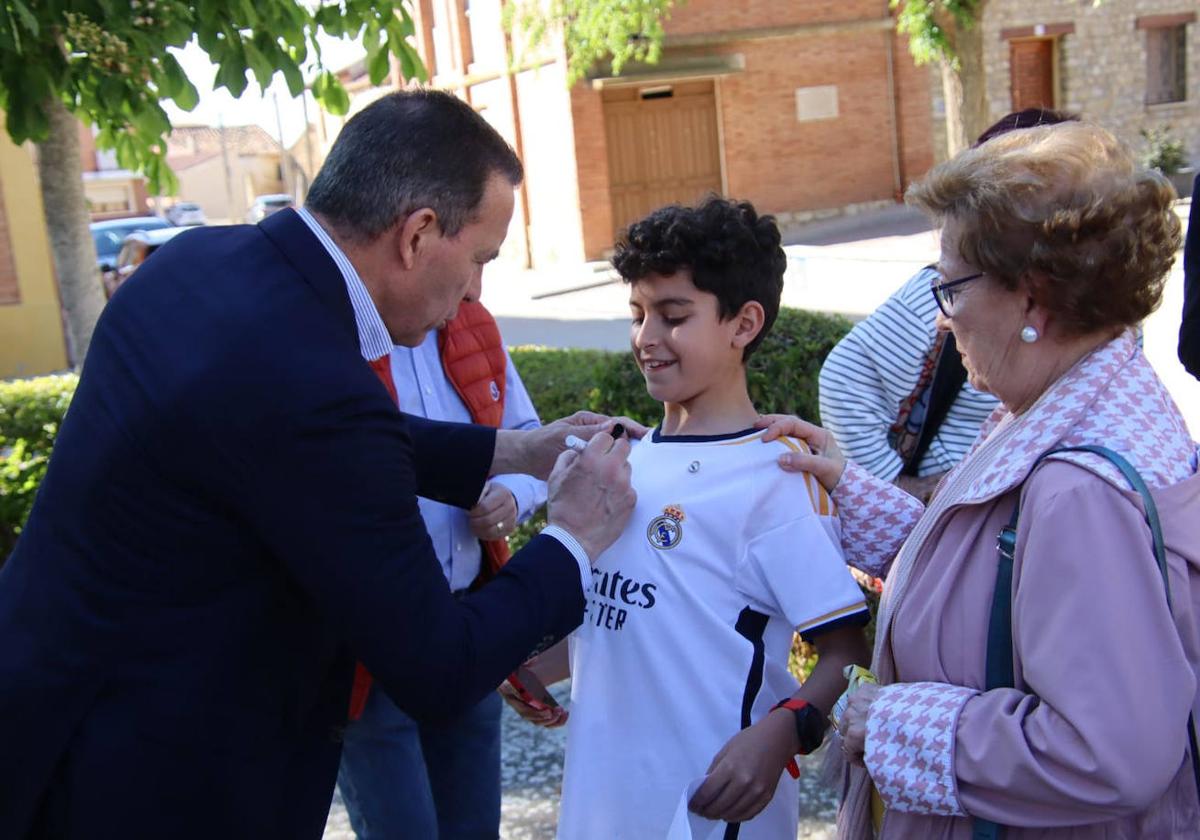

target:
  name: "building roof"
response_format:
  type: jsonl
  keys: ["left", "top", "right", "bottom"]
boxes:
{"left": 166, "top": 125, "right": 283, "bottom": 170}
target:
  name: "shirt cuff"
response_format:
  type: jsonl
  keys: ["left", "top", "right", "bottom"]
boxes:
{"left": 864, "top": 681, "right": 976, "bottom": 817}
{"left": 490, "top": 474, "right": 547, "bottom": 524}
{"left": 539, "top": 524, "right": 591, "bottom": 597}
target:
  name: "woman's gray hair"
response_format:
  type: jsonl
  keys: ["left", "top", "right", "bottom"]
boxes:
{"left": 907, "top": 122, "right": 1181, "bottom": 335}
{"left": 306, "top": 89, "right": 523, "bottom": 243}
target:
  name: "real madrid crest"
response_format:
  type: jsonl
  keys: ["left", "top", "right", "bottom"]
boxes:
{"left": 647, "top": 504, "right": 685, "bottom": 550}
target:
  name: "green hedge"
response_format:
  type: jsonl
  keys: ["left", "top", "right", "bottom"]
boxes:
{"left": 0, "top": 374, "right": 78, "bottom": 558}
{"left": 0, "top": 307, "right": 850, "bottom": 564}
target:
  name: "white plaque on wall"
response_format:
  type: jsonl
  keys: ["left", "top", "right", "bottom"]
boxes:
{"left": 795, "top": 85, "right": 839, "bottom": 122}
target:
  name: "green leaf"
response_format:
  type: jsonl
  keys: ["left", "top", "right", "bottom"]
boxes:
{"left": 311, "top": 69, "right": 329, "bottom": 98}
{"left": 173, "top": 79, "right": 200, "bottom": 111}
{"left": 197, "top": 0, "right": 221, "bottom": 28}
{"left": 243, "top": 41, "right": 275, "bottom": 88}
{"left": 196, "top": 27, "right": 220, "bottom": 54}
{"left": 280, "top": 59, "right": 304, "bottom": 97}
{"left": 114, "top": 133, "right": 137, "bottom": 170}
{"left": 159, "top": 54, "right": 186, "bottom": 98}
{"left": 396, "top": 5, "right": 416, "bottom": 38}
{"left": 5, "top": 105, "right": 28, "bottom": 145}
{"left": 397, "top": 45, "right": 419, "bottom": 82}
{"left": 131, "top": 106, "right": 169, "bottom": 142}
{"left": 162, "top": 18, "right": 196, "bottom": 48}
{"left": 9, "top": 0, "right": 38, "bottom": 35}
{"left": 319, "top": 77, "right": 350, "bottom": 115}
{"left": 235, "top": 0, "right": 259, "bottom": 27}
{"left": 367, "top": 46, "right": 390, "bottom": 85}
{"left": 315, "top": 5, "right": 345, "bottom": 37}
{"left": 284, "top": 2, "right": 309, "bottom": 29}
{"left": 99, "top": 76, "right": 125, "bottom": 112}
{"left": 215, "top": 46, "right": 250, "bottom": 97}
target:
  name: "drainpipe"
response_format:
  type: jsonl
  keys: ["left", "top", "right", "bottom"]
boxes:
{"left": 883, "top": 1, "right": 904, "bottom": 201}
{"left": 502, "top": 0, "right": 533, "bottom": 268}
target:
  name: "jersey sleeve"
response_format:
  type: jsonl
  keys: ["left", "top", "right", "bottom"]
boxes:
{"left": 735, "top": 508, "right": 868, "bottom": 640}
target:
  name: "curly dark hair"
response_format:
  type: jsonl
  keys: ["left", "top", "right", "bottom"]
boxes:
{"left": 611, "top": 196, "right": 786, "bottom": 359}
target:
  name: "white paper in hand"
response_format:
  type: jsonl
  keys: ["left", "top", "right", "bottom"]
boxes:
{"left": 666, "top": 777, "right": 724, "bottom": 840}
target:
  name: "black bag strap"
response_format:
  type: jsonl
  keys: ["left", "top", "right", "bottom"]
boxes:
{"left": 901, "top": 332, "right": 969, "bottom": 476}
{"left": 976, "top": 445, "right": 1200, "bottom": 840}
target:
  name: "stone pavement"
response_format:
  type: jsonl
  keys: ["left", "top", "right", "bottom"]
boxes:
{"left": 323, "top": 680, "right": 839, "bottom": 839}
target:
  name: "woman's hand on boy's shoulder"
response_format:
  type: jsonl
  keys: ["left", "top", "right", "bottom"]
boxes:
{"left": 755, "top": 414, "right": 846, "bottom": 492}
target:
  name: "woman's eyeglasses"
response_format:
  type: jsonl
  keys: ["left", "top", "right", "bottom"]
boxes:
{"left": 927, "top": 263, "right": 985, "bottom": 318}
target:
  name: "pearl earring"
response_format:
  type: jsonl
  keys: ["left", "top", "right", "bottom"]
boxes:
{"left": 1020, "top": 325, "right": 1039, "bottom": 343}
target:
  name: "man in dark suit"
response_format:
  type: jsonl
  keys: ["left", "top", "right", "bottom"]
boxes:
{"left": 0, "top": 90, "right": 635, "bottom": 837}
{"left": 1180, "top": 173, "right": 1199, "bottom": 380}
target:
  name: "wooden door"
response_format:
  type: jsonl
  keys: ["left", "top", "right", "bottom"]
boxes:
{"left": 602, "top": 80, "right": 723, "bottom": 240}
{"left": 1010, "top": 39, "right": 1055, "bottom": 111}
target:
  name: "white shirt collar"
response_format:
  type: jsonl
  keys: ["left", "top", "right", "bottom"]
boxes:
{"left": 295, "top": 206, "right": 393, "bottom": 362}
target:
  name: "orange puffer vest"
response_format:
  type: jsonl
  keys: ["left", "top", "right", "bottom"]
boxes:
{"left": 348, "top": 301, "right": 511, "bottom": 720}
{"left": 437, "top": 300, "right": 512, "bottom": 580}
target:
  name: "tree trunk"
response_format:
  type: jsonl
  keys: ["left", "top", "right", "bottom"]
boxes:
{"left": 37, "top": 96, "right": 106, "bottom": 367}
{"left": 939, "top": 6, "right": 990, "bottom": 157}
{"left": 940, "top": 59, "right": 969, "bottom": 157}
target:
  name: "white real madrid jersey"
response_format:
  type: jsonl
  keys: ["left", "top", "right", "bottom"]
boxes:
{"left": 556, "top": 427, "right": 869, "bottom": 840}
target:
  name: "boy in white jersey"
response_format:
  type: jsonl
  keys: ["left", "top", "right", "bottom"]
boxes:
{"left": 503, "top": 198, "right": 870, "bottom": 839}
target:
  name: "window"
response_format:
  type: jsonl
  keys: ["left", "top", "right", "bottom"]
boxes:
{"left": 1146, "top": 24, "right": 1187, "bottom": 104}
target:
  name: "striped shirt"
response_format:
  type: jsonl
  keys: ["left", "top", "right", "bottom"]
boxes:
{"left": 818, "top": 267, "right": 999, "bottom": 481}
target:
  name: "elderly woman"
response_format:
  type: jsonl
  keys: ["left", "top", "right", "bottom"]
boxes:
{"left": 764, "top": 122, "right": 1200, "bottom": 837}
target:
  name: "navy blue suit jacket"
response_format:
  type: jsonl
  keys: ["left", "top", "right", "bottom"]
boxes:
{"left": 0, "top": 210, "right": 584, "bottom": 837}
{"left": 1180, "top": 173, "right": 1200, "bottom": 379}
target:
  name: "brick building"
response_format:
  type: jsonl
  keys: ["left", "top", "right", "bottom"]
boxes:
{"left": 355, "top": 0, "right": 936, "bottom": 266}
{"left": 978, "top": 0, "right": 1197, "bottom": 179}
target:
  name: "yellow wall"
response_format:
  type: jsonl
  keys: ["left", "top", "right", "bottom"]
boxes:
{"left": 0, "top": 132, "right": 69, "bottom": 379}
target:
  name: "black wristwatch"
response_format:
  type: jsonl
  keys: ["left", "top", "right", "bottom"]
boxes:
{"left": 772, "top": 697, "right": 828, "bottom": 755}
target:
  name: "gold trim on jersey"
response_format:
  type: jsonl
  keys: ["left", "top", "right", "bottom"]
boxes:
{"left": 776, "top": 437, "right": 836, "bottom": 517}
{"left": 795, "top": 600, "right": 869, "bottom": 634}
{"left": 708, "top": 430, "right": 837, "bottom": 516}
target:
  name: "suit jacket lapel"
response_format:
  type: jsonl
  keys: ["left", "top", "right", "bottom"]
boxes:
{"left": 259, "top": 208, "right": 358, "bottom": 344}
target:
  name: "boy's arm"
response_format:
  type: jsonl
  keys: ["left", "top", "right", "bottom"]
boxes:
{"left": 527, "top": 637, "right": 571, "bottom": 684}
{"left": 790, "top": 623, "right": 871, "bottom": 715}
{"left": 688, "top": 625, "right": 870, "bottom": 823}
{"left": 497, "top": 638, "right": 571, "bottom": 728}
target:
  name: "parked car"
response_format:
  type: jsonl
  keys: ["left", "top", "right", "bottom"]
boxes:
{"left": 91, "top": 216, "right": 170, "bottom": 274}
{"left": 246, "top": 194, "right": 295, "bottom": 223}
{"left": 103, "top": 226, "right": 191, "bottom": 298}
{"left": 165, "top": 202, "right": 206, "bottom": 226}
